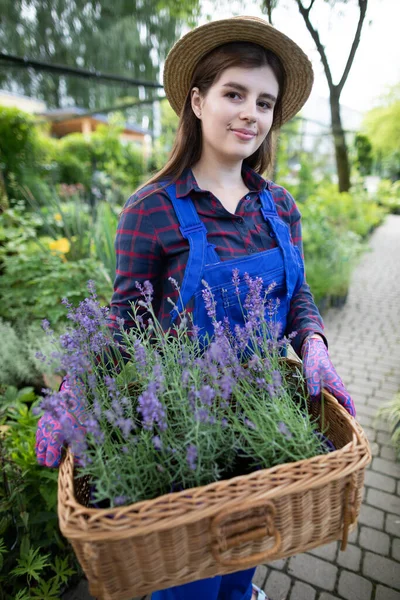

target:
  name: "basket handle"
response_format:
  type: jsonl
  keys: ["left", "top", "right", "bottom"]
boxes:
{"left": 341, "top": 475, "right": 357, "bottom": 551}
{"left": 210, "top": 498, "right": 281, "bottom": 568}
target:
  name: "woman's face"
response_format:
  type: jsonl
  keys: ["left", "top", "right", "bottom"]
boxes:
{"left": 191, "top": 65, "right": 279, "bottom": 165}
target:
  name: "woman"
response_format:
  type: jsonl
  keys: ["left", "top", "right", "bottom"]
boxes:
{"left": 36, "top": 15, "right": 355, "bottom": 600}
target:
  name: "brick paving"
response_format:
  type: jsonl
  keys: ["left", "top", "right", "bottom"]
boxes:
{"left": 64, "top": 215, "right": 400, "bottom": 600}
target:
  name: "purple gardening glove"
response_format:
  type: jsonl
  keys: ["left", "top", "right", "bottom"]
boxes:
{"left": 35, "top": 377, "right": 87, "bottom": 468}
{"left": 301, "top": 336, "right": 356, "bottom": 417}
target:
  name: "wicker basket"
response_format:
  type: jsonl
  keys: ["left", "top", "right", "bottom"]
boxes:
{"left": 58, "top": 363, "right": 371, "bottom": 600}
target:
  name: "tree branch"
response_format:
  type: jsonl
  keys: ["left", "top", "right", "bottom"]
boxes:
{"left": 337, "top": 0, "right": 368, "bottom": 95}
{"left": 295, "top": 0, "right": 334, "bottom": 90}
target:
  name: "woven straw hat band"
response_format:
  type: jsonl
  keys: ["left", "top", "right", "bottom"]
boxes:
{"left": 163, "top": 17, "right": 314, "bottom": 125}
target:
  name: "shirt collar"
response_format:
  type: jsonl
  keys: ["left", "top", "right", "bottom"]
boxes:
{"left": 175, "top": 164, "right": 268, "bottom": 199}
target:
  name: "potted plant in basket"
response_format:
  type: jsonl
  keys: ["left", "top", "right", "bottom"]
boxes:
{"left": 35, "top": 272, "right": 371, "bottom": 600}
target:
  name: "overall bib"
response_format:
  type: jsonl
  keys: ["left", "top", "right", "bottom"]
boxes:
{"left": 151, "top": 183, "right": 304, "bottom": 600}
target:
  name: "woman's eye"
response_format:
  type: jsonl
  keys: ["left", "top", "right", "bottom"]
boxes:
{"left": 226, "top": 92, "right": 241, "bottom": 100}
{"left": 258, "top": 101, "right": 272, "bottom": 110}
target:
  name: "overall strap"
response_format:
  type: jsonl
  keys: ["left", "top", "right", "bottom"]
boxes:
{"left": 259, "top": 189, "right": 299, "bottom": 301}
{"left": 165, "top": 183, "right": 209, "bottom": 322}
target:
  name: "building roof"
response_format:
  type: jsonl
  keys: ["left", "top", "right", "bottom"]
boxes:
{"left": 41, "top": 107, "right": 151, "bottom": 135}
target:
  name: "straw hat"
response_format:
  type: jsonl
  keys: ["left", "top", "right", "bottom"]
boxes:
{"left": 163, "top": 16, "right": 314, "bottom": 125}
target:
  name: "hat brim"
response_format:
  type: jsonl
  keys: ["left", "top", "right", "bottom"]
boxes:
{"left": 163, "top": 16, "right": 314, "bottom": 126}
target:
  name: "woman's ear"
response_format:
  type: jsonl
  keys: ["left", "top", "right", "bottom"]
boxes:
{"left": 191, "top": 87, "right": 202, "bottom": 119}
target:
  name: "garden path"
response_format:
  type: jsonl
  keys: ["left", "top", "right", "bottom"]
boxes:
{"left": 63, "top": 214, "right": 400, "bottom": 600}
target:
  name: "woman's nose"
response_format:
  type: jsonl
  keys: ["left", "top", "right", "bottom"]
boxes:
{"left": 239, "top": 103, "right": 257, "bottom": 123}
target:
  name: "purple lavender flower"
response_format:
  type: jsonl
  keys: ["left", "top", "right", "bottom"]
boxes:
{"left": 152, "top": 435, "right": 162, "bottom": 450}
{"left": 168, "top": 276, "right": 180, "bottom": 290}
{"left": 87, "top": 280, "right": 97, "bottom": 297}
{"left": 201, "top": 282, "right": 216, "bottom": 321}
{"left": 195, "top": 408, "right": 210, "bottom": 423}
{"left": 198, "top": 385, "right": 215, "bottom": 406}
{"left": 137, "top": 381, "right": 167, "bottom": 431}
{"left": 114, "top": 496, "right": 127, "bottom": 506}
{"left": 244, "top": 418, "right": 257, "bottom": 430}
{"left": 278, "top": 421, "right": 293, "bottom": 439}
{"left": 219, "top": 373, "right": 235, "bottom": 401}
{"left": 186, "top": 444, "right": 197, "bottom": 471}
{"left": 232, "top": 268, "right": 240, "bottom": 295}
{"left": 135, "top": 280, "right": 154, "bottom": 304}
{"left": 272, "top": 370, "right": 282, "bottom": 389}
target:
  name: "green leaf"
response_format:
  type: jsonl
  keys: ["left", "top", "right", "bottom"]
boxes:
{"left": 11, "top": 546, "right": 50, "bottom": 583}
{"left": 30, "top": 577, "right": 62, "bottom": 599}
{"left": 14, "top": 588, "right": 31, "bottom": 600}
{"left": 51, "top": 555, "right": 76, "bottom": 586}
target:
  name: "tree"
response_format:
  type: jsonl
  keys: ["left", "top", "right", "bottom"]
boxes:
{"left": 363, "top": 84, "right": 400, "bottom": 180}
{"left": 263, "top": 0, "right": 368, "bottom": 192}
{"left": 0, "top": 0, "right": 200, "bottom": 121}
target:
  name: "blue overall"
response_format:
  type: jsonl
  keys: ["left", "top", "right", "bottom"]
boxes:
{"left": 151, "top": 183, "right": 304, "bottom": 600}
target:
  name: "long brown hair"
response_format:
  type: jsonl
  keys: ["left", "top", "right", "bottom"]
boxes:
{"left": 139, "top": 42, "right": 285, "bottom": 194}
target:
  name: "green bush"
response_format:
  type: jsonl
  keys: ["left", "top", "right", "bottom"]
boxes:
{"left": 0, "top": 108, "right": 50, "bottom": 204}
{"left": 375, "top": 179, "right": 400, "bottom": 214}
{"left": 0, "top": 386, "right": 79, "bottom": 598}
{"left": 0, "top": 249, "right": 112, "bottom": 328}
{"left": 298, "top": 182, "right": 384, "bottom": 305}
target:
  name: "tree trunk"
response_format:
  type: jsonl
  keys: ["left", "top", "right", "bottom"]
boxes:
{"left": 329, "top": 89, "right": 351, "bottom": 193}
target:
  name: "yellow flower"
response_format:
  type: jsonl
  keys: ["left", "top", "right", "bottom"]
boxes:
{"left": 49, "top": 237, "right": 71, "bottom": 256}
{"left": 54, "top": 212, "right": 63, "bottom": 222}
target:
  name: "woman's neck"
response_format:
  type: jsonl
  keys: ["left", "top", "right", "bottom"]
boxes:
{"left": 191, "top": 157, "right": 245, "bottom": 193}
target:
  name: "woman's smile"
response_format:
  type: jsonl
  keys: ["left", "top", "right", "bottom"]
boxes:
{"left": 230, "top": 127, "right": 258, "bottom": 141}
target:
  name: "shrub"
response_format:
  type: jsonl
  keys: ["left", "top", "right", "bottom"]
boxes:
{"left": 375, "top": 179, "right": 400, "bottom": 214}
{"left": 0, "top": 386, "right": 79, "bottom": 598}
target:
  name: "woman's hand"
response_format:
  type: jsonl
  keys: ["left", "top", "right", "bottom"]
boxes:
{"left": 301, "top": 336, "right": 356, "bottom": 417}
{"left": 35, "top": 378, "right": 87, "bottom": 467}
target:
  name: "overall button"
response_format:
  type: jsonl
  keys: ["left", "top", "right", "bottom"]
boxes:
{"left": 245, "top": 195, "right": 251, "bottom": 201}
{"left": 237, "top": 217, "right": 244, "bottom": 224}
{"left": 269, "top": 230, "right": 276, "bottom": 238}
{"left": 248, "top": 247, "right": 257, "bottom": 254}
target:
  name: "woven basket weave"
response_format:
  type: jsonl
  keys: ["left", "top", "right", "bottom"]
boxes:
{"left": 58, "top": 363, "right": 371, "bottom": 600}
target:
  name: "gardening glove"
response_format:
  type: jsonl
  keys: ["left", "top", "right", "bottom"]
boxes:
{"left": 35, "top": 378, "right": 87, "bottom": 468}
{"left": 302, "top": 336, "right": 356, "bottom": 417}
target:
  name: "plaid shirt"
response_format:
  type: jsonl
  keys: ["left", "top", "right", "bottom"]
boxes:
{"left": 109, "top": 166, "right": 325, "bottom": 355}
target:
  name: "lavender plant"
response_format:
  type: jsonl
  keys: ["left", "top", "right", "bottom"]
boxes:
{"left": 37, "top": 272, "right": 330, "bottom": 507}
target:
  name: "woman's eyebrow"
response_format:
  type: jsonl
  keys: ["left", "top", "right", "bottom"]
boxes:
{"left": 222, "top": 81, "right": 277, "bottom": 103}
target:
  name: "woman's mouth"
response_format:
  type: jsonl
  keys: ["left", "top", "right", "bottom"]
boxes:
{"left": 230, "top": 129, "right": 257, "bottom": 141}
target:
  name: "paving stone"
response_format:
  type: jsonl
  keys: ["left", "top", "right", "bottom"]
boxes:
{"left": 367, "top": 488, "right": 400, "bottom": 515}
{"left": 385, "top": 513, "right": 400, "bottom": 536}
{"left": 267, "top": 558, "right": 287, "bottom": 571}
{"left": 375, "top": 585, "right": 400, "bottom": 600}
{"left": 364, "top": 469, "right": 396, "bottom": 492}
{"left": 62, "top": 580, "right": 95, "bottom": 600}
{"left": 264, "top": 570, "right": 291, "bottom": 600}
{"left": 362, "top": 427, "right": 377, "bottom": 442}
{"left": 338, "top": 570, "right": 373, "bottom": 600}
{"left": 308, "top": 542, "right": 338, "bottom": 562}
{"left": 359, "top": 526, "right": 390, "bottom": 555}
{"left": 336, "top": 543, "right": 362, "bottom": 571}
{"left": 347, "top": 524, "right": 359, "bottom": 544}
{"left": 289, "top": 581, "right": 316, "bottom": 600}
{"left": 381, "top": 445, "right": 397, "bottom": 461}
{"left": 287, "top": 554, "right": 337, "bottom": 591}
{"left": 371, "top": 457, "right": 400, "bottom": 478}
{"left": 392, "top": 538, "right": 400, "bottom": 562}
{"left": 363, "top": 551, "right": 400, "bottom": 589}
{"left": 253, "top": 565, "right": 269, "bottom": 590}
{"left": 377, "top": 432, "right": 394, "bottom": 445}
{"left": 358, "top": 504, "right": 385, "bottom": 529}
{"left": 318, "top": 592, "right": 341, "bottom": 600}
